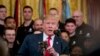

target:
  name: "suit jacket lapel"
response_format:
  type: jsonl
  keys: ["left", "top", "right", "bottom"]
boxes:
{"left": 38, "top": 33, "right": 43, "bottom": 42}
{"left": 53, "top": 35, "right": 61, "bottom": 53}
{"left": 36, "top": 33, "right": 43, "bottom": 53}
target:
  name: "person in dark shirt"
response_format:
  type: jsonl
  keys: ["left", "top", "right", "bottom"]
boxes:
{"left": 64, "top": 18, "right": 86, "bottom": 55}
{"left": 0, "top": 5, "right": 7, "bottom": 37}
{"left": 16, "top": 6, "right": 34, "bottom": 46}
{"left": 64, "top": 18, "right": 77, "bottom": 46}
{"left": 72, "top": 10, "right": 95, "bottom": 55}
{"left": 72, "top": 10, "right": 94, "bottom": 39}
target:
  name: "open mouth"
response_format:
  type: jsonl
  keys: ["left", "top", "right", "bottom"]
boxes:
{"left": 48, "top": 30, "right": 53, "bottom": 32}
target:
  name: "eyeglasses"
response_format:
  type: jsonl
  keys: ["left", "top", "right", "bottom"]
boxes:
{"left": 72, "top": 16, "right": 81, "bottom": 18}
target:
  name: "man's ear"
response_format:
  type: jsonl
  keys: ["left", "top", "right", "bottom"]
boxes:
{"left": 55, "top": 24, "right": 59, "bottom": 30}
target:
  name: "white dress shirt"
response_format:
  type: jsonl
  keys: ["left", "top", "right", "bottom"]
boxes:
{"left": 43, "top": 32, "right": 55, "bottom": 47}
{"left": 43, "top": 32, "right": 59, "bottom": 56}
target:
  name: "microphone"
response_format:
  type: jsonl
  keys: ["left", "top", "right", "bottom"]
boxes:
{"left": 39, "top": 41, "right": 48, "bottom": 55}
{"left": 39, "top": 41, "right": 48, "bottom": 49}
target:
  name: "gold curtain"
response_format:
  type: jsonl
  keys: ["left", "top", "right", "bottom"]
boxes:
{"left": 0, "top": 0, "right": 87, "bottom": 25}
{"left": 69, "top": 0, "right": 87, "bottom": 23}
{"left": 82, "top": 0, "right": 87, "bottom": 23}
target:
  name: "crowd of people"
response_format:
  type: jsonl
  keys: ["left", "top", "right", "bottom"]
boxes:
{"left": 0, "top": 4, "right": 99, "bottom": 56}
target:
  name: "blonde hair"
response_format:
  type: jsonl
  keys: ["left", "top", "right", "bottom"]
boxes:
{"left": 43, "top": 16, "right": 59, "bottom": 23}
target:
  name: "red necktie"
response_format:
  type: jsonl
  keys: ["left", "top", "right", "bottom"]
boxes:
{"left": 44, "top": 36, "right": 51, "bottom": 56}
{"left": 47, "top": 36, "right": 51, "bottom": 46}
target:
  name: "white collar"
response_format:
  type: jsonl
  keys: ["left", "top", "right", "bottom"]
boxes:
{"left": 43, "top": 32, "right": 55, "bottom": 40}
{"left": 43, "top": 32, "right": 55, "bottom": 47}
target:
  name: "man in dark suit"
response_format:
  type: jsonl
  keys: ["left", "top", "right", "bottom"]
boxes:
{"left": 18, "top": 16, "right": 69, "bottom": 56}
